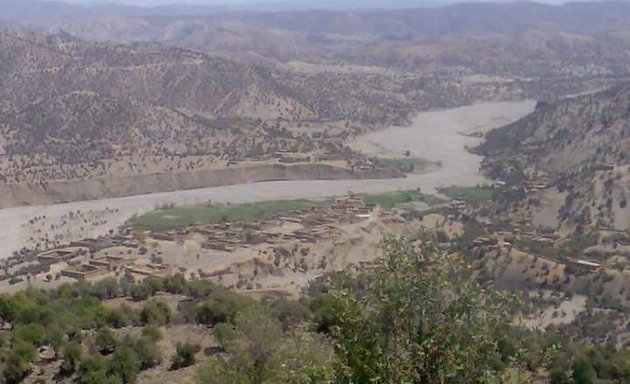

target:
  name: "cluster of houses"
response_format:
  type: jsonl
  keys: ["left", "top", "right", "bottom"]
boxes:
{"left": 470, "top": 223, "right": 605, "bottom": 275}
{"left": 36, "top": 245, "right": 171, "bottom": 282}
{"left": 143, "top": 194, "right": 376, "bottom": 254}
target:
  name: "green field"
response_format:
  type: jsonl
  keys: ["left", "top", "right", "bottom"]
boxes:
{"left": 362, "top": 190, "right": 446, "bottom": 209}
{"left": 129, "top": 199, "right": 323, "bottom": 231}
{"left": 375, "top": 157, "right": 435, "bottom": 173}
{"left": 438, "top": 186, "right": 493, "bottom": 204}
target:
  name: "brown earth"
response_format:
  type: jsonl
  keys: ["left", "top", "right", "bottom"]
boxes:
{"left": 0, "top": 163, "right": 402, "bottom": 208}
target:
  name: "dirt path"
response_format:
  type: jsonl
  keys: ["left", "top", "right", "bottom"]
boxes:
{"left": 0, "top": 101, "right": 535, "bottom": 259}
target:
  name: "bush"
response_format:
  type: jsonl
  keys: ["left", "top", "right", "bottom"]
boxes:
{"left": 133, "top": 337, "right": 161, "bottom": 370}
{"left": 198, "top": 308, "right": 337, "bottom": 383}
{"left": 143, "top": 277, "right": 163, "bottom": 295}
{"left": 163, "top": 274, "right": 187, "bottom": 295}
{"left": 104, "top": 307, "right": 132, "bottom": 328}
{"left": 267, "top": 297, "right": 309, "bottom": 331}
{"left": 196, "top": 290, "right": 254, "bottom": 326}
{"left": 140, "top": 299, "right": 172, "bottom": 326}
{"left": 76, "top": 355, "right": 112, "bottom": 384}
{"left": 95, "top": 328, "right": 117, "bottom": 355}
{"left": 141, "top": 325, "right": 162, "bottom": 342}
{"left": 130, "top": 284, "right": 152, "bottom": 302}
{"left": 186, "top": 279, "right": 219, "bottom": 299}
{"left": 3, "top": 341, "right": 36, "bottom": 384}
{"left": 90, "top": 278, "right": 121, "bottom": 300}
{"left": 60, "top": 342, "right": 83, "bottom": 375}
{"left": 171, "top": 342, "right": 199, "bottom": 370}
{"left": 319, "top": 235, "right": 519, "bottom": 383}
{"left": 107, "top": 346, "right": 138, "bottom": 384}
{"left": 14, "top": 323, "right": 46, "bottom": 346}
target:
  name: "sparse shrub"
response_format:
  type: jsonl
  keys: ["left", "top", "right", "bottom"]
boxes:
{"left": 171, "top": 342, "right": 199, "bottom": 370}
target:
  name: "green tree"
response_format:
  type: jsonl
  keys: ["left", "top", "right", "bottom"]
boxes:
{"left": 46, "top": 324, "right": 66, "bottom": 358}
{"left": 90, "top": 278, "right": 121, "bottom": 300}
{"left": 163, "top": 273, "right": 187, "bottom": 294}
{"left": 130, "top": 284, "right": 152, "bottom": 302}
{"left": 0, "top": 294, "right": 16, "bottom": 322}
{"left": 573, "top": 355, "right": 597, "bottom": 384}
{"left": 60, "top": 341, "right": 83, "bottom": 374}
{"left": 141, "top": 325, "right": 162, "bottom": 343}
{"left": 96, "top": 327, "right": 118, "bottom": 355}
{"left": 133, "top": 337, "right": 161, "bottom": 369}
{"left": 140, "top": 299, "right": 172, "bottom": 326}
{"left": 267, "top": 297, "right": 309, "bottom": 331}
{"left": 171, "top": 342, "right": 199, "bottom": 370}
{"left": 77, "top": 354, "right": 122, "bottom": 384}
{"left": 107, "top": 346, "right": 138, "bottom": 384}
{"left": 3, "top": 340, "right": 36, "bottom": 384}
{"left": 196, "top": 290, "right": 254, "bottom": 326}
{"left": 143, "top": 276, "right": 164, "bottom": 295}
{"left": 14, "top": 323, "right": 46, "bottom": 346}
{"left": 197, "top": 308, "right": 337, "bottom": 384}
{"left": 322, "top": 235, "right": 518, "bottom": 384}
{"left": 104, "top": 306, "right": 131, "bottom": 328}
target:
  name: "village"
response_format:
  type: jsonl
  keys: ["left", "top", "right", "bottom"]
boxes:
{"left": 0, "top": 194, "right": 389, "bottom": 294}
{"left": 3, "top": 179, "right": 629, "bottom": 301}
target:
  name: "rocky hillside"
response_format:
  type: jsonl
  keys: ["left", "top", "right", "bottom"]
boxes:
{"left": 0, "top": 92, "right": 227, "bottom": 163}
{"left": 0, "top": 30, "right": 557, "bottom": 167}
{"left": 8, "top": 1, "right": 630, "bottom": 79}
{"left": 0, "top": 32, "right": 308, "bottom": 120}
{"left": 0, "top": 31, "right": 420, "bottom": 167}
{"left": 478, "top": 85, "right": 630, "bottom": 231}
{"left": 479, "top": 85, "right": 630, "bottom": 172}
{"left": 0, "top": 31, "right": 428, "bottom": 125}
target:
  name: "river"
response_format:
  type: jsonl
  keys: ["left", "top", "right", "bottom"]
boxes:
{"left": 0, "top": 100, "right": 536, "bottom": 259}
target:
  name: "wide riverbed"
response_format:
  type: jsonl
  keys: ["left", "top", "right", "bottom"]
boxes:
{"left": 0, "top": 100, "right": 536, "bottom": 259}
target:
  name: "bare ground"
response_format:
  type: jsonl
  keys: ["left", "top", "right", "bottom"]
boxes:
{"left": 0, "top": 101, "right": 535, "bottom": 259}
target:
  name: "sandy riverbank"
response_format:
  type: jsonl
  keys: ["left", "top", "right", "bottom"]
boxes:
{"left": 0, "top": 100, "right": 536, "bottom": 259}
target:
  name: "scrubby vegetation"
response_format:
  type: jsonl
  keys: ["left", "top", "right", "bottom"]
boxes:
{"left": 0, "top": 236, "right": 628, "bottom": 383}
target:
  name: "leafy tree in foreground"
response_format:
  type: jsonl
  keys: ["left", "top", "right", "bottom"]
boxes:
{"left": 321, "top": 235, "right": 520, "bottom": 384}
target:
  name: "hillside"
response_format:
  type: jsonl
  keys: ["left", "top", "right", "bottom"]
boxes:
{"left": 1, "top": 3, "right": 630, "bottom": 206}
{"left": 7, "top": 1, "right": 630, "bottom": 79}
{"left": 9, "top": 2, "right": 630, "bottom": 37}
{"left": 0, "top": 32, "right": 306, "bottom": 119}
{"left": 478, "top": 84, "right": 630, "bottom": 231}
{"left": 479, "top": 85, "right": 630, "bottom": 171}
{"left": 0, "top": 31, "right": 434, "bottom": 124}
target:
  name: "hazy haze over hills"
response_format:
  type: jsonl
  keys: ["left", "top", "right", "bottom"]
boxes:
{"left": 6, "top": 0, "right": 574, "bottom": 14}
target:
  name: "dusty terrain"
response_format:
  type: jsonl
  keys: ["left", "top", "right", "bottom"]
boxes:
{"left": 0, "top": 101, "right": 535, "bottom": 260}
{"left": 478, "top": 85, "right": 630, "bottom": 232}
{"left": 0, "top": 162, "right": 401, "bottom": 208}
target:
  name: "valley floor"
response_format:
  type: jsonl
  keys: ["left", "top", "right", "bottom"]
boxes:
{"left": 0, "top": 100, "right": 535, "bottom": 260}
